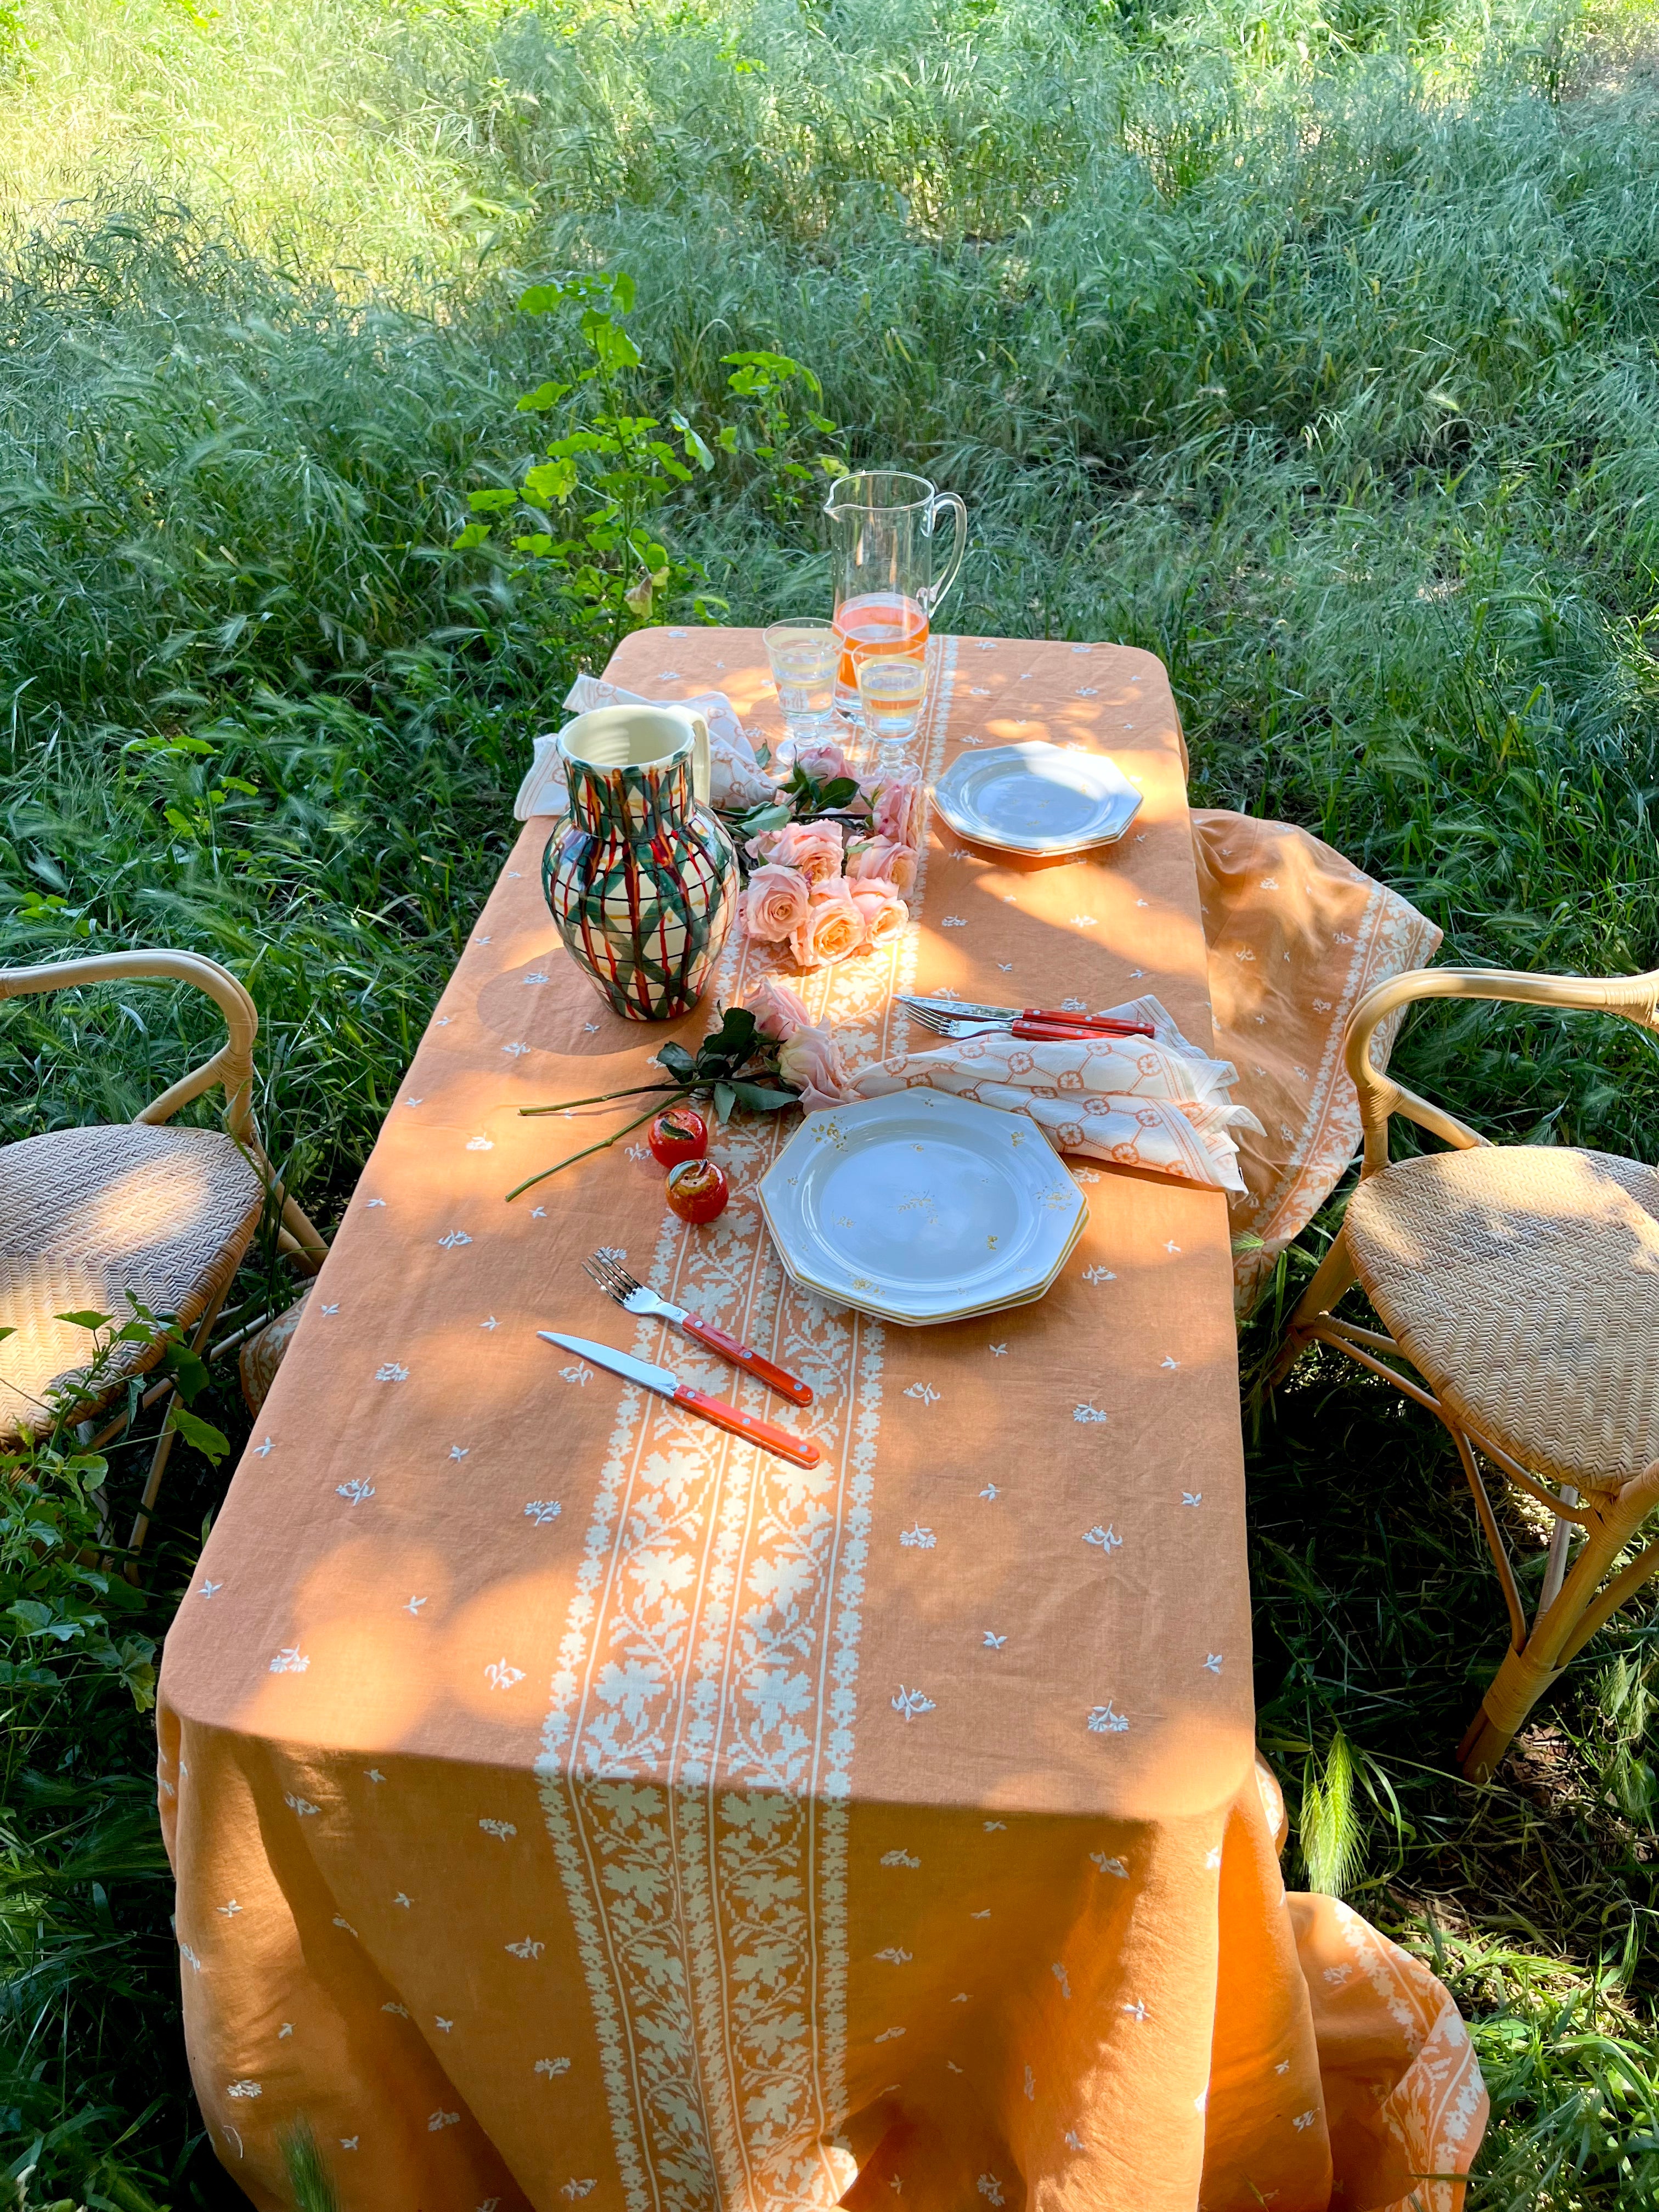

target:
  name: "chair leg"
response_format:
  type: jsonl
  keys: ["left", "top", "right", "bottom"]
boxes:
{"left": 1459, "top": 1483, "right": 1654, "bottom": 1783}
{"left": 126, "top": 1280, "right": 234, "bottom": 1564}
{"left": 279, "top": 1190, "right": 328, "bottom": 1273}
{"left": 1538, "top": 1486, "right": 1580, "bottom": 1617}
{"left": 1267, "top": 1223, "right": 1358, "bottom": 1385}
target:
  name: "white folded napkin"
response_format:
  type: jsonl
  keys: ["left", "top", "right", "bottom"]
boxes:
{"left": 850, "top": 995, "right": 1265, "bottom": 1195}
{"left": 514, "top": 676, "right": 777, "bottom": 820}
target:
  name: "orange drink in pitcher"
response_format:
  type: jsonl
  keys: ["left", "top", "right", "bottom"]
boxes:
{"left": 822, "top": 472, "right": 967, "bottom": 720}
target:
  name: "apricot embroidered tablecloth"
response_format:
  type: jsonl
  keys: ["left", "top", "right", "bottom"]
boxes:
{"left": 157, "top": 628, "right": 1485, "bottom": 2212}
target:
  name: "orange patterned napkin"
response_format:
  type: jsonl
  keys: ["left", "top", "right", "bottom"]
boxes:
{"left": 850, "top": 992, "right": 1263, "bottom": 1193}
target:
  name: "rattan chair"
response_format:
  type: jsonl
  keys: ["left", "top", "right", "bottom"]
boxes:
{"left": 1272, "top": 962, "right": 1659, "bottom": 1782}
{"left": 0, "top": 950, "right": 326, "bottom": 1550}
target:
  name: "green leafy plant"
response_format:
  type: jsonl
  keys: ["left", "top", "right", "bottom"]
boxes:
{"left": 717, "top": 351, "right": 847, "bottom": 522}
{"left": 453, "top": 271, "right": 722, "bottom": 667}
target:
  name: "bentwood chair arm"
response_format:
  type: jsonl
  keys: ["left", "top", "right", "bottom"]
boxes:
{"left": 1346, "top": 963, "right": 1659, "bottom": 1176}
{"left": 0, "top": 949, "right": 261, "bottom": 1144}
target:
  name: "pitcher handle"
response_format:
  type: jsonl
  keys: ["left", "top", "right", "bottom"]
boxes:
{"left": 922, "top": 490, "right": 968, "bottom": 616}
{"left": 682, "top": 709, "right": 713, "bottom": 805}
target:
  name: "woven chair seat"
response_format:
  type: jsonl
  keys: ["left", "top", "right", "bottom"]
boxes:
{"left": 1345, "top": 1144, "right": 1659, "bottom": 1494}
{"left": 0, "top": 1122, "right": 264, "bottom": 1440}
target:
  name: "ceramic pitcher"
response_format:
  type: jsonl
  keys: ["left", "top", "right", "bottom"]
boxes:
{"left": 543, "top": 704, "right": 739, "bottom": 1022}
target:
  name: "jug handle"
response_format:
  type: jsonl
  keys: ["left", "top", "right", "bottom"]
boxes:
{"left": 679, "top": 709, "right": 713, "bottom": 805}
{"left": 921, "top": 490, "right": 968, "bottom": 614}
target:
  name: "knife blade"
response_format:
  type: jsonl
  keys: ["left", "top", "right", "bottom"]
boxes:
{"left": 539, "top": 1331, "right": 822, "bottom": 1469}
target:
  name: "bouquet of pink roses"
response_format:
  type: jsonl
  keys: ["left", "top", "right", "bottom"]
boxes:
{"left": 732, "top": 740, "right": 923, "bottom": 973}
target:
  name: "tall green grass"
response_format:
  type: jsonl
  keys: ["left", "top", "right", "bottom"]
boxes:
{"left": 4, "top": 0, "right": 1659, "bottom": 2201}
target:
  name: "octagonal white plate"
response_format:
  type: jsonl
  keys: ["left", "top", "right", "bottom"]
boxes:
{"left": 933, "top": 740, "right": 1142, "bottom": 856}
{"left": 758, "top": 1092, "right": 1088, "bottom": 1325}
{"left": 770, "top": 1202, "right": 1087, "bottom": 1325}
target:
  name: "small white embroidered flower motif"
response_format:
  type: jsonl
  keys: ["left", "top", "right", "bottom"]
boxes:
{"left": 428, "top": 2110, "right": 460, "bottom": 2132}
{"left": 979, "top": 1481, "right": 1000, "bottom": 1499}
{"left": 627, "top": 1144, "right": 650, "bottom": 1162}
{"left": 1260, "top": 877, "right": 1279, "bottom": 890}
{"left": 276, "top": 2023, "right": 292, "bottom": 2038}
{"left": 473, "top": 934, "right": 492, "bottom": 946}
{"left": 403, "top": 1596, "right": 427, "bottom": 1618}
{"left": 899, "top": 1522, "right": 936, "bottom": 1549}
{"left": 1204, "top": 1653, "right": 1223, "bottom": 1674}
{"left": 1074, "top": 1403, "right": 1108, "bottom": 1424}
{"left": 997, "top": 962, "right": 1014, "bottom": 972}
{"left": 437, "top": 2017, "right": 454, "bottom": 2032}
{"left": 1081, "top": 1265, "right": 1116, "bottom": 1284}
{"left": 524, "top": 972, "right": 550, "bottom": 986}
{"left": 594, "top": 1246, "right": 627, "bottom": 1262}
{"left": 1076, "top": 686, "right": 1098, "bottom": 696}
{"left": 1274, "top": 2059, "right": 1290, "bottom": 2075}
{"left": 559, "top": 2185, "right": 596, "bottom": 2205}
{"left": 479, "top": 1818, "right": 517, "bottom": 1839}
{"left": 199, "top": 1580, "right": 222, "bottom": 1599}
{"left": 505, "top": 1937, "right": 545, "bottom": 1959}
{"left": 393, "top": 1892, "right": 413, "bottom": 1910}
{"left": 874, "top": 2026, "right": 906, "bottom": 2044}
{"left": 1164, "top": 1240, "right": 1181, "bottom": 1255}
{"left": 1023, "top": 2064, "right": 1035, "bottom": 2100}
{"left": 1206, "top": 1845, "right": 1223, "bottom": 1870}
{"left": 404, "top": 1097, "right": 424, "bottom": 1108}
{"left": 983, "top": 1632, "right": 1006, "bottom": 1649}
{"left": 270, "top": 1646, "right": 309, "bottom": 1674}
{"left": 880, "top": 1849, "right": 920, "bottom": 1867}
{"left": 179, "top": 1940, "right": 203, "bottom": 1972}
{"left": 1292, "top": 2111, "right": 1316, "bottom": 2132}
{"left": 1083, "top": 1524, "right": 1122, "bottom": 1553}
{"left": 535, "top": 2056, "right": 572, "bottom": 2078}
{"left": 1313, "top": 997, "right": 1331, "bottom": 1012}
{"left": 218, "top": 1899, "right": 241, "bottom": 1917}
{"left": 1323, "top": 1963, "right": 1352, "bottom": 1987}
{"left": 449, "top": 1446, "right": 469, "bottom": 1462}
{"left": 1091, "top": 1852, "right": 1128, "bottom": 1877}
{"left": 984, "top": 1820, "right": 1006, "bottom": 1831}
{"left": 335, "top": 1479, "right": 375, "bottom": 1505}
{"left": 1182, "top": 1491, "right": 1203, "bottom": 1506}
{"left": 1069, "top": 915, "right": 1097, "bottom": 927}
{"left": 481, "top": 1314, "right": 500, "bottom": 1329}
{"left": 1160, "top": 1355, "right": 1180, "bottom": 1370}
{"left": 485, "top": 1660, "right": 524, "bottom": 1691}
{"left": 340, "top": 2137, "right": 359, "bottom": 2150}
{"left": 227, "top": 2080, "right": 262, "bottom": 2099}
{"left": 874, "top": 1946, "right": 912, "bottom": 1965}
{"left": 977, "top": 2177, "right": 1005, "bottom": 2207}
{"left": 531, "top": 1207, "right": 546, "bottom": 1218}
{"left": 941, "top": 916, "right": 967, "bottom": 928}
{"left": 333, "top": 1914, "right": 358, "bottom": 1934}
{"left": 1052, "top": 1962, "right": 1072, "bottom": 1997}
{"left": 1121, "top": 1999, "right": 1148, "bottom": 2023}
{"left": 383, "top": 2001, "right": 410, "bottom": 2016}
{"left": 438, "top": 1230, "right": 473, "bottom": 1249}
{"left": 560, "top": 1363, "right": 594, "bottom": 1387}
{"left": 1064, "top": 2130, "right": 1083, "bottom": 2151}
{"left": 524, "top": 1499, "right": 562, "bottom": 1525}
{"left": 364, "top": 1769, "right": 385, "bottom": 1784}
{"left": 970, "top": 1909, "right": 990, "bottom": 1919}
{"left": 988, "top": 1342, "right": 1008, "bottom": 1356}
{"left": 284, "top": 1792, "right": 319, "bottom": 1815}
{"left": 1234, "top": 946, "right": 1256, "bottom": 962}
{"left": 503, "top": 1041, "right": 531, "bottom": 1058}
{"left": 904, "top": 1382, "right": 940, "bottom": 1405}
{"left": 1087, "top": 1703, "right": 1130, "bottom": 1735}
{"left": 375, "top": 1363, "right": 409, "bottom": 1383}
{"left": 364, "top": 1197, "right": 387, "bottom": 1208}
{"left": 465, "top": 1136, "right": 494, "bottom": 1152}
{"left": 320, "top": 1303, "right": 339, "bottom": 1316}
{"left": 253, "top": 1436, "right": 274, "bottom": 1457}
{"left": 891, "top": 1686, "right": 935, "bottom": 1721}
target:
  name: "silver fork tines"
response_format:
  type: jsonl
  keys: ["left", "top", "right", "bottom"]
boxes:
{"left": 583, "top": 1253, "right": 659, "bottom": 1314}
{"left": 907, "top": 1005, "right": 1011, "bottom": 1039}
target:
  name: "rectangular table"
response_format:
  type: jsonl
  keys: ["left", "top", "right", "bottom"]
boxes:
{"left": 158, "top": 630, "right": 1483, "bottom": 2212}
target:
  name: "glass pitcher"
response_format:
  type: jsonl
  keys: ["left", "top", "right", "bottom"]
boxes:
{"left": 823, "top": 470, "right": 968, "bottom": 717}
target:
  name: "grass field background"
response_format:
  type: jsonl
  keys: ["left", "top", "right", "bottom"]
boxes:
{"left": 4, "top": 0, "right": 1659, "bottom": 2200}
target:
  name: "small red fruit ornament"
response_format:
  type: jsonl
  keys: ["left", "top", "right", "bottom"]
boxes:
{"left": 648, "top": 1104, "right": 709, "bottom": 1169}
{"left": 665, "top": 1156, "right": 729, "bottom": 1226}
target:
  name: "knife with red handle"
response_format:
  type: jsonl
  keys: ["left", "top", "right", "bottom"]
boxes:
{"left": 539, "top": 1332, "right": 822, "bottom": 1469}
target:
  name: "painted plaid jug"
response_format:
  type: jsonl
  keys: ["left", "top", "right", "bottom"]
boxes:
{"left": 543, "top": 703, "right": 739, "bottom": 1022}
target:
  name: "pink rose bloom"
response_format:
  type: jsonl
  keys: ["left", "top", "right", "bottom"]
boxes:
{"left": 845, "top": 836, "right": 918, "bottom": 897}
{"left": 769, "top": 817, "right": 845, "bottom": 888}
{"left": 744, "top": 827, "right": 785, "bottom": 866}
{"left": 849, "top": 882, "right": 909, "bottom": 949}
{"left": 789, "top": 883, "right": 866, "bottom": 969}
{"left": 745, "top": 976, "right": 811, "bottom": 1041}
{"left": 778, "top": 1022, "right": 854, "bottom": 1110}
{"left": 871, "top": 770, "right": 923, "bottom": 847}
{"left": 795, "top": 738, "right": 848, "bottom": 786}
{"left": 743, "top": 864, "right": 811, "bottom": 943}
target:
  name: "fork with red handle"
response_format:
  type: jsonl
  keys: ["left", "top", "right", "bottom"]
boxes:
{"left": 584, "top": 1251, "right": 814, "bottom": 1405}
{"left": 901, "top": 997, "right": 1155, "bottom": 1043}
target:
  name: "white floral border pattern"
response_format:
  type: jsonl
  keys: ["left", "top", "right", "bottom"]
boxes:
{"left": 535, "top": 644, "right": 959, "bottom": 2209}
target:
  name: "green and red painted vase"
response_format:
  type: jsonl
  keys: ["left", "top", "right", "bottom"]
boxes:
{"left": 543, "top": 709, "right": 738, "bottom": 1022}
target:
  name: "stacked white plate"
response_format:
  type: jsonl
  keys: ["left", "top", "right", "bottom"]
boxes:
{"left": 932, "top": 740, "right": 1141, "bottom": 856}
{"left": 758, "top": 1093, "right": 1087, "bottom": 1326}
